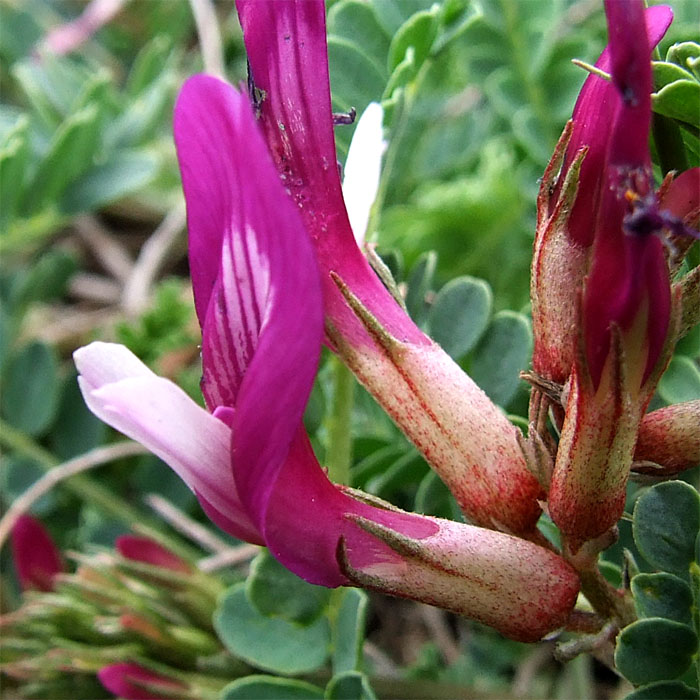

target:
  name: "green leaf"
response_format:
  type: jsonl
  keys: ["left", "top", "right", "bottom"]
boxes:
{"left": 1, "top": 341, "right": 60, "bottom": 435}
{"left": 327, "top": 1, "right": 390, "bottom": 79}
{"left": 484, "top": 67, "right": 525, "bottom": 120}
{"left": 666, "top": 42, "right": 700, "bottom": 82}
{"left": 1, "top": 455, "right": 56, "bottom": 516}
{"left": 353, "top": 442, "right": 406, "bottom": 486}
{"left": 12, "top": 56, "right": 91, "bottom": 127}
{"left": 365, "top": 450, "right": 427, "bottom": 498}
{"left": 405, "top": 251, "right": 437, "bottom": 326}
{"left": 77, "top": 506, "right": 129, "bottom": 547}
{"left": 653, "top": 80, "right": 700, "bottom": 127}
{"left": 0, "top": 116, "right": 29, "bottom": 229}
{"left": 0, "top": 303, "right": 12, "bottom": 375}
{"left": 653, "top": 61, "right": 696, "bottom": 91}
{"left": 246, "top": 550, "right": 331, "bottom": 625}
{"left": 370, "top": 0, "right": 435, "bottom": 35}
{"left": 433, "top": 0, "right": 481, "bottom": 53}
{"left": 633, "top": 481, "right": 700, "bottom": 577}
{"left": 512, "top": 106, "right": 553, "bottom": 165}
{"left": 221, "top": 676, "right": 324, "bottom": 700}
{"left": 625, "top": 681, "right": 700, "bottom": 700}
{"left": 331, "top": 588, "right": 368, "bottom": 674}
{"left": 469, "top": 311, "right": 532, "bottom": 408}
{"left": 383, "top": 50, "right": 417, "bottom": 105}
{"left": 675, "top": 324, "right": 700, "bottom": 358}
{"left": 327, "top": 37, "right": 386, "bottom": 113}
{"left": 60, "top": 150, "right": 160, "bottom": 214}
{"left": 0, "top": 4, "right": 42, "bottom": 63}
{"left": 130, "top": 455, "right": 197, "bottom": 512}
{"left": 415, "top": 469, "right": 462, "bottom": 521}
{"left": 657, "top": 357, "right": 700, "bottom": 404}
{"left": 427, "top": 276, "right": 492, "bottom": 359}
{"left": 325, "top": 671, "right": 377, "bottom": 700}
{"left": 25, "top": 104, "right": 102, "bottom": 212}
{"left": 126, "top": 35, "right": 174, "bottom": 96}
{"left": 214, "top": 583, "right": 330, "bottom": 675}
{"left": 12, "top": 249, "right": 77, "bottom": 308}
{"left": 50, "top": 374, "right": 107, "bottom": 460}
{"left": 631, "top": 573, "right": 694, "bottom": 625}
{"left": 387, "top": 9, "right": 438, "bottom": 73}
{"left": 108, "top": 74, "right": 177, "bottom": 150}
{"left": 304, "top": 377, "right": 326, "bottom": 435}
{"left": 599, "top": 560, "right": 623, "bottom": 588}
{"left": 615, "top": 618, "right": 698, "bottom": 685}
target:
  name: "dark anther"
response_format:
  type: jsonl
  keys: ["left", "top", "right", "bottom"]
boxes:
{"left": 247, "top": 59, "right": 265, "bottom": 119}
{"left": 332, "top": 108, "right": 356, "bottom": 126}
{"left": 624, "top": 192, "right": 700, "bottom": 241}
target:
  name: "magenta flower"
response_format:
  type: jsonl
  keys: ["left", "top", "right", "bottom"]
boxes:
{"left": 98, "top": 663, "right": 186, "bottom": 700}
{"left": 233, "top": 0, "right": 543, "bottom": 536}
{"left": 634, "top": 400, "right": 700, "bottom": 476}
{"left": 532, "top": 3, "right": 677, "bottom": 384}
{"left": 75, "top": 78, "right": 579, "bottom": 641}
{"left": 10, "top": 515, "right": 63, "bottom": 593}
{"left": 533, "top": 0, "right": 700, "bottom": 547}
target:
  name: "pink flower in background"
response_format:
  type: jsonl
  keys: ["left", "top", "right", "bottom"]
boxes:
{"left": 98, "top": 663, "right": 185, "bottom": 700}
{"left": 10, "top": 515, "right": 63, "bottom": 593}
{"left": 41, "top": 0, "right": 126, "bottom": 56}
{"left": 116, "top": 535, "right": 192, "bottom": 574}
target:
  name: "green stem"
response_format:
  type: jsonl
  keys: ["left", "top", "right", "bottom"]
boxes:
{"left": 0, "top": 418, "right": 197, "bottom": 559}
{"left": 578, "top": 566, "right": 636, "bottom": 629}
{"left": 326, "top": 357, "right": 355, "bottom": 485}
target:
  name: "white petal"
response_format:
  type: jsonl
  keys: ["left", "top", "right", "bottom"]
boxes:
{"left": 74, "top": 342, "right": 259, "bottom": 539}
{"left": 342, "top": 102, "right": 386, "bottom": 245}
{"left": 73, "top": 342, "right": 154, "bottom": 389}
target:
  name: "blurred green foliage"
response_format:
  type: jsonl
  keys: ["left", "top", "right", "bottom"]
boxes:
{"left": 0, "top": 1, "right": 698, "bottom": 699}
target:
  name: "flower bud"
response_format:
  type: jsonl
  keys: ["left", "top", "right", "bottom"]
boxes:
{"left": 633, "top": 401, "right": 700, "bottom": 475}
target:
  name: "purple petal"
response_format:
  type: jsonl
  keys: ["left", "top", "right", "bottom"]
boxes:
{"left": 582, "top": 1, "right": 672, "bottom": 386}
{"left": 74, "top": 342, "right": 262, "bottom": 544}
{"left": 560, "top": 4, "right": 672, "bottom": 246}
{"left": 173, "top": 76, "right": 236, "bottom": 328}
{"left": 175, "top": 77, "right": 325, "bottom": 533}
{"left": 11, "top": 515, "right": 63, "bottom": 592}
{"left": 584, "top": 227, "right": 670, "bottom": 387}
{"left": 236, "top": 0, "right": 425, "bottom": 346}
{"left": 261, "top": 428, "right": 437, "bottom": 587}
{"left": 259, "top": 430, "right": 578, "bottom": 643}
{"left": 605, "top": 0, "right": 653, "bottom": 173}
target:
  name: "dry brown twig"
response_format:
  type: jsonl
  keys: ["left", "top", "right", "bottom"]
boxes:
{"left": 121, "top": 206, "right": 187, "bottom": 315}
{"left": 145, "top": 493, "right": 232, "bottom": 554}
{"left": 73, "top": 214, "right": 134, "bottom": 283}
